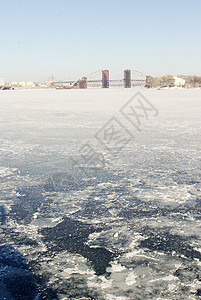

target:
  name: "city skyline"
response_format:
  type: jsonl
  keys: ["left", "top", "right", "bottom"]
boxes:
{"left": 1, "top": 0, "right": 201, "bottom": 82}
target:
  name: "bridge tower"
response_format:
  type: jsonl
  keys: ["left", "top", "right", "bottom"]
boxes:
{"left": 78, "top": 77, "right": 87, "bottom": 89}
{"left": 102, "top": 70, "right": 109, "bottom": 88}
{"left": 124, "top": 69, "right": 131, "bottom": 88}
{"left": 145, "top": 75, "right": 152, "bottom": 88}
{"left": 47, "top": 75, "right": 56, "bottom": 87}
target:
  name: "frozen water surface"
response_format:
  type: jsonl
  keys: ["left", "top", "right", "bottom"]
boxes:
{"left": 0, "top": 87, "right": 201, "bottom": 299}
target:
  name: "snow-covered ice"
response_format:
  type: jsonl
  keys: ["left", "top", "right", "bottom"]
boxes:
{"left": 0, "top": 87, "right": 201, "bottom": 299}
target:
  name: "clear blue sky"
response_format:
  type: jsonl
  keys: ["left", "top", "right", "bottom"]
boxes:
{"left": 1, "top": 0, "right": 201, "bottom": 82}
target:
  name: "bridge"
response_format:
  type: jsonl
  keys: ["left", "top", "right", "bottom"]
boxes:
{"left": 52, "top": 69, "right": 148, "bottom": 89}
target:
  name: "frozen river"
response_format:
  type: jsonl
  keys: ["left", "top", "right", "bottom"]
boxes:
{"left": 0, "top": 87, "right": 201, "bottom": 299}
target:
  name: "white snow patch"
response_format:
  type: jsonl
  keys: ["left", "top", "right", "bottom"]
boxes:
{"left": 99, "top": 276, "right": 113, "bottom": 289}
{"left": 106, "top": 294, "right": 128, "bottom": 300}
{"left": 125, "top": 271, "right": 137, "bottom": 286}
{"left": 110, "top": 262, "right": 126, "bottom": 272}
{"left": 0, "top": 167, "right": 17, "bottom": 177}
{"left": 149, "top": 274, "right": 177, "bottom": 283}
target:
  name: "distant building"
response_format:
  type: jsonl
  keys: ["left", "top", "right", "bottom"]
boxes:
{"left": 168, "top": 76, "right": 185, "bottom": 87}
{"left": 10, "top": 81, "right": 19, "bottom": 87}
{"left": 26, "top": 81, "right": 35, "bottom": 88}
{"left": 38, "top": 83, "right": 47, "bottom": 88}
{"left": 0, "top": 77, "right": 5, "bottom": 86}
{"left": 10, "top": 81, "right": 35, "bottom": 88}
{"left": 19, "top": 81, "right": 26, "bottom": 87}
